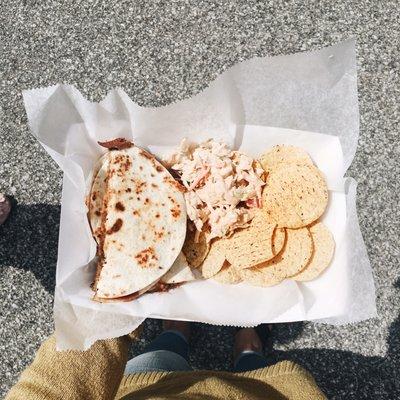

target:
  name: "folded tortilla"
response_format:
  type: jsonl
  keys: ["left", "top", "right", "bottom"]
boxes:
{"left": 160, "top": 252, "right": 202, "bottom": 284}
{"left": 89, "top": 144, "right": 187, "bottom": 299}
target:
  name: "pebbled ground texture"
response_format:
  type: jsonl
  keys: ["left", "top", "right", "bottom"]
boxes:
{"left": 0, "top": 1, "right": 399, "bottom": 398}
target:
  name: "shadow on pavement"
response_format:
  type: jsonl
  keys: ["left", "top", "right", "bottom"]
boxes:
{"left": 1, "top": 202, "right": 399, "bottom": 398}
{"left": 0, "top": 201, "right": 60, "bottom": 293}
{"left": 269, "top": 315, "right": 400, "bottom": 399}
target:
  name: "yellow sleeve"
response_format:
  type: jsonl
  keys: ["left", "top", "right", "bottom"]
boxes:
{"left": 6, "top": 334, "right": 131, "bottom": 400}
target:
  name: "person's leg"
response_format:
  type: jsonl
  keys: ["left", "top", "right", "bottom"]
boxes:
{"left": 125, "top": 321, "right": 192, "bottom": 374}
{"left": 233, "top": 327, "right": 269, "bottom": 372}
{"left": 143, "top": 329, "right": 189, "bottom": 360}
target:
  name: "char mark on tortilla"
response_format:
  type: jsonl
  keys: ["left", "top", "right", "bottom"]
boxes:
{"left": 115, "top": 202, "right": 125, "bottom": 211}
{"left": 134, "top": 246, "right": 158, "bottom": 268}
{"left": 106, "top": 218, "right": 123, "bottom": 234}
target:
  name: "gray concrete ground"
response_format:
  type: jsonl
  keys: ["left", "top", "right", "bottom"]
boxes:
{"left": 0, "top": 1, "right": 399, "bottom": 398}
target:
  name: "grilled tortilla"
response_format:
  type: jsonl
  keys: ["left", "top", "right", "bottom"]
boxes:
{"left": 160, "top": 252, "right": 202, "bottom": 284}
{"left": 89, "top": 141, "right": 187, "bottom": 299}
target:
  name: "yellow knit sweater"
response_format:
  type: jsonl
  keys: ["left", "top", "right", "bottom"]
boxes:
{"left": 6, "top": 332, "right": 326, "bottom": 400}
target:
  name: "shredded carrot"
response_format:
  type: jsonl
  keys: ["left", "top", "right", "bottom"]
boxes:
{"left": 245, "top": 197, "right": 263, "bottom": 208}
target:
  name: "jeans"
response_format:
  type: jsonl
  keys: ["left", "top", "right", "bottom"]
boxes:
{"left": 124, "top": 330, "right": 268, "bottom": 374}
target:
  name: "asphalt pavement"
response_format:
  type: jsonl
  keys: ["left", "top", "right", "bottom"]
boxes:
{"left": 0, "top": 1, "right": 399, "bottom": 398}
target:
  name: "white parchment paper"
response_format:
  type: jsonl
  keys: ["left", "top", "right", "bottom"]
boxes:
{"left": 23, "top": 40, "right": 376, "bottom": 350}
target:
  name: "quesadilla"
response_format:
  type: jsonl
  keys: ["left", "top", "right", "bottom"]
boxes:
{"left": 89, "top": 139, "right": 187, "bottom": 300}
{"left": 160, "top": 252, "right": 202, "bottom": 284}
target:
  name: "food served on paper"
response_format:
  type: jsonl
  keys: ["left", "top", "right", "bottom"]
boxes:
{"left": 88, "top": 139, "right": 187, "bottom": 301}
{"left": 87, "top": 138, "right": 336, "bottom": 302}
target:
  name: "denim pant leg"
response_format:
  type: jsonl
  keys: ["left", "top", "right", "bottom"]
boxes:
{"left": 125, "top": 330, "right": 192, "bottom": 374}
{"left": 234, "top": 350, "right": 268, "bottom": 373}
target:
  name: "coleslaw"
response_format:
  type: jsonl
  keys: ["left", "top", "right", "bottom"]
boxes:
{"left": 166, "top": 139, "right": 266, "bottom": 241}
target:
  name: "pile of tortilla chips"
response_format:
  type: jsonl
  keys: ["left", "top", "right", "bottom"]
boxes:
{"left": 183, "top": 145, "right": 335, "bottom": 287}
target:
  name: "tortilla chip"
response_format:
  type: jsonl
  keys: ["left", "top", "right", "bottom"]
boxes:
{"left": 260, "top": 145, "right": 313, "bottom": 173}
{"left": 240, "top": 257, "right": 285, "bottom": 287}
{"left": 200, "top": 238, "right": 227, "bottom": 278}
{"left": 224, "top": 210, "right": 276, "bottom": 270}
{"left": 294, "top": 222, "right": 335, "bottom": 281}
{"left": 282, "top": 227, "right": 314, "bottom": 277}
{"left": 241, "top": 227, "right": 313, "bottom": 286}
{"left": 262, "top": 164, "right": 328, "bottom": 229}
{"left": 272, "top": 227, "right": 286, "bottom": 256}
{"left": 212, "top": 262, "right": 242, "bottom": 285}
{"left": 182, "top": 228, "right": 210, "bottom": 268}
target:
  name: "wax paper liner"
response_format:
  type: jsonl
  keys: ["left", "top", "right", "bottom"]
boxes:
{"left": 23, "top": 39, "right": 376, "bottom": 350}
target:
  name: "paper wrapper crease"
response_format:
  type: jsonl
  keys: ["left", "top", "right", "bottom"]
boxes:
{"left": 22, "top": 39, "right": 376, "bottom": 350}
